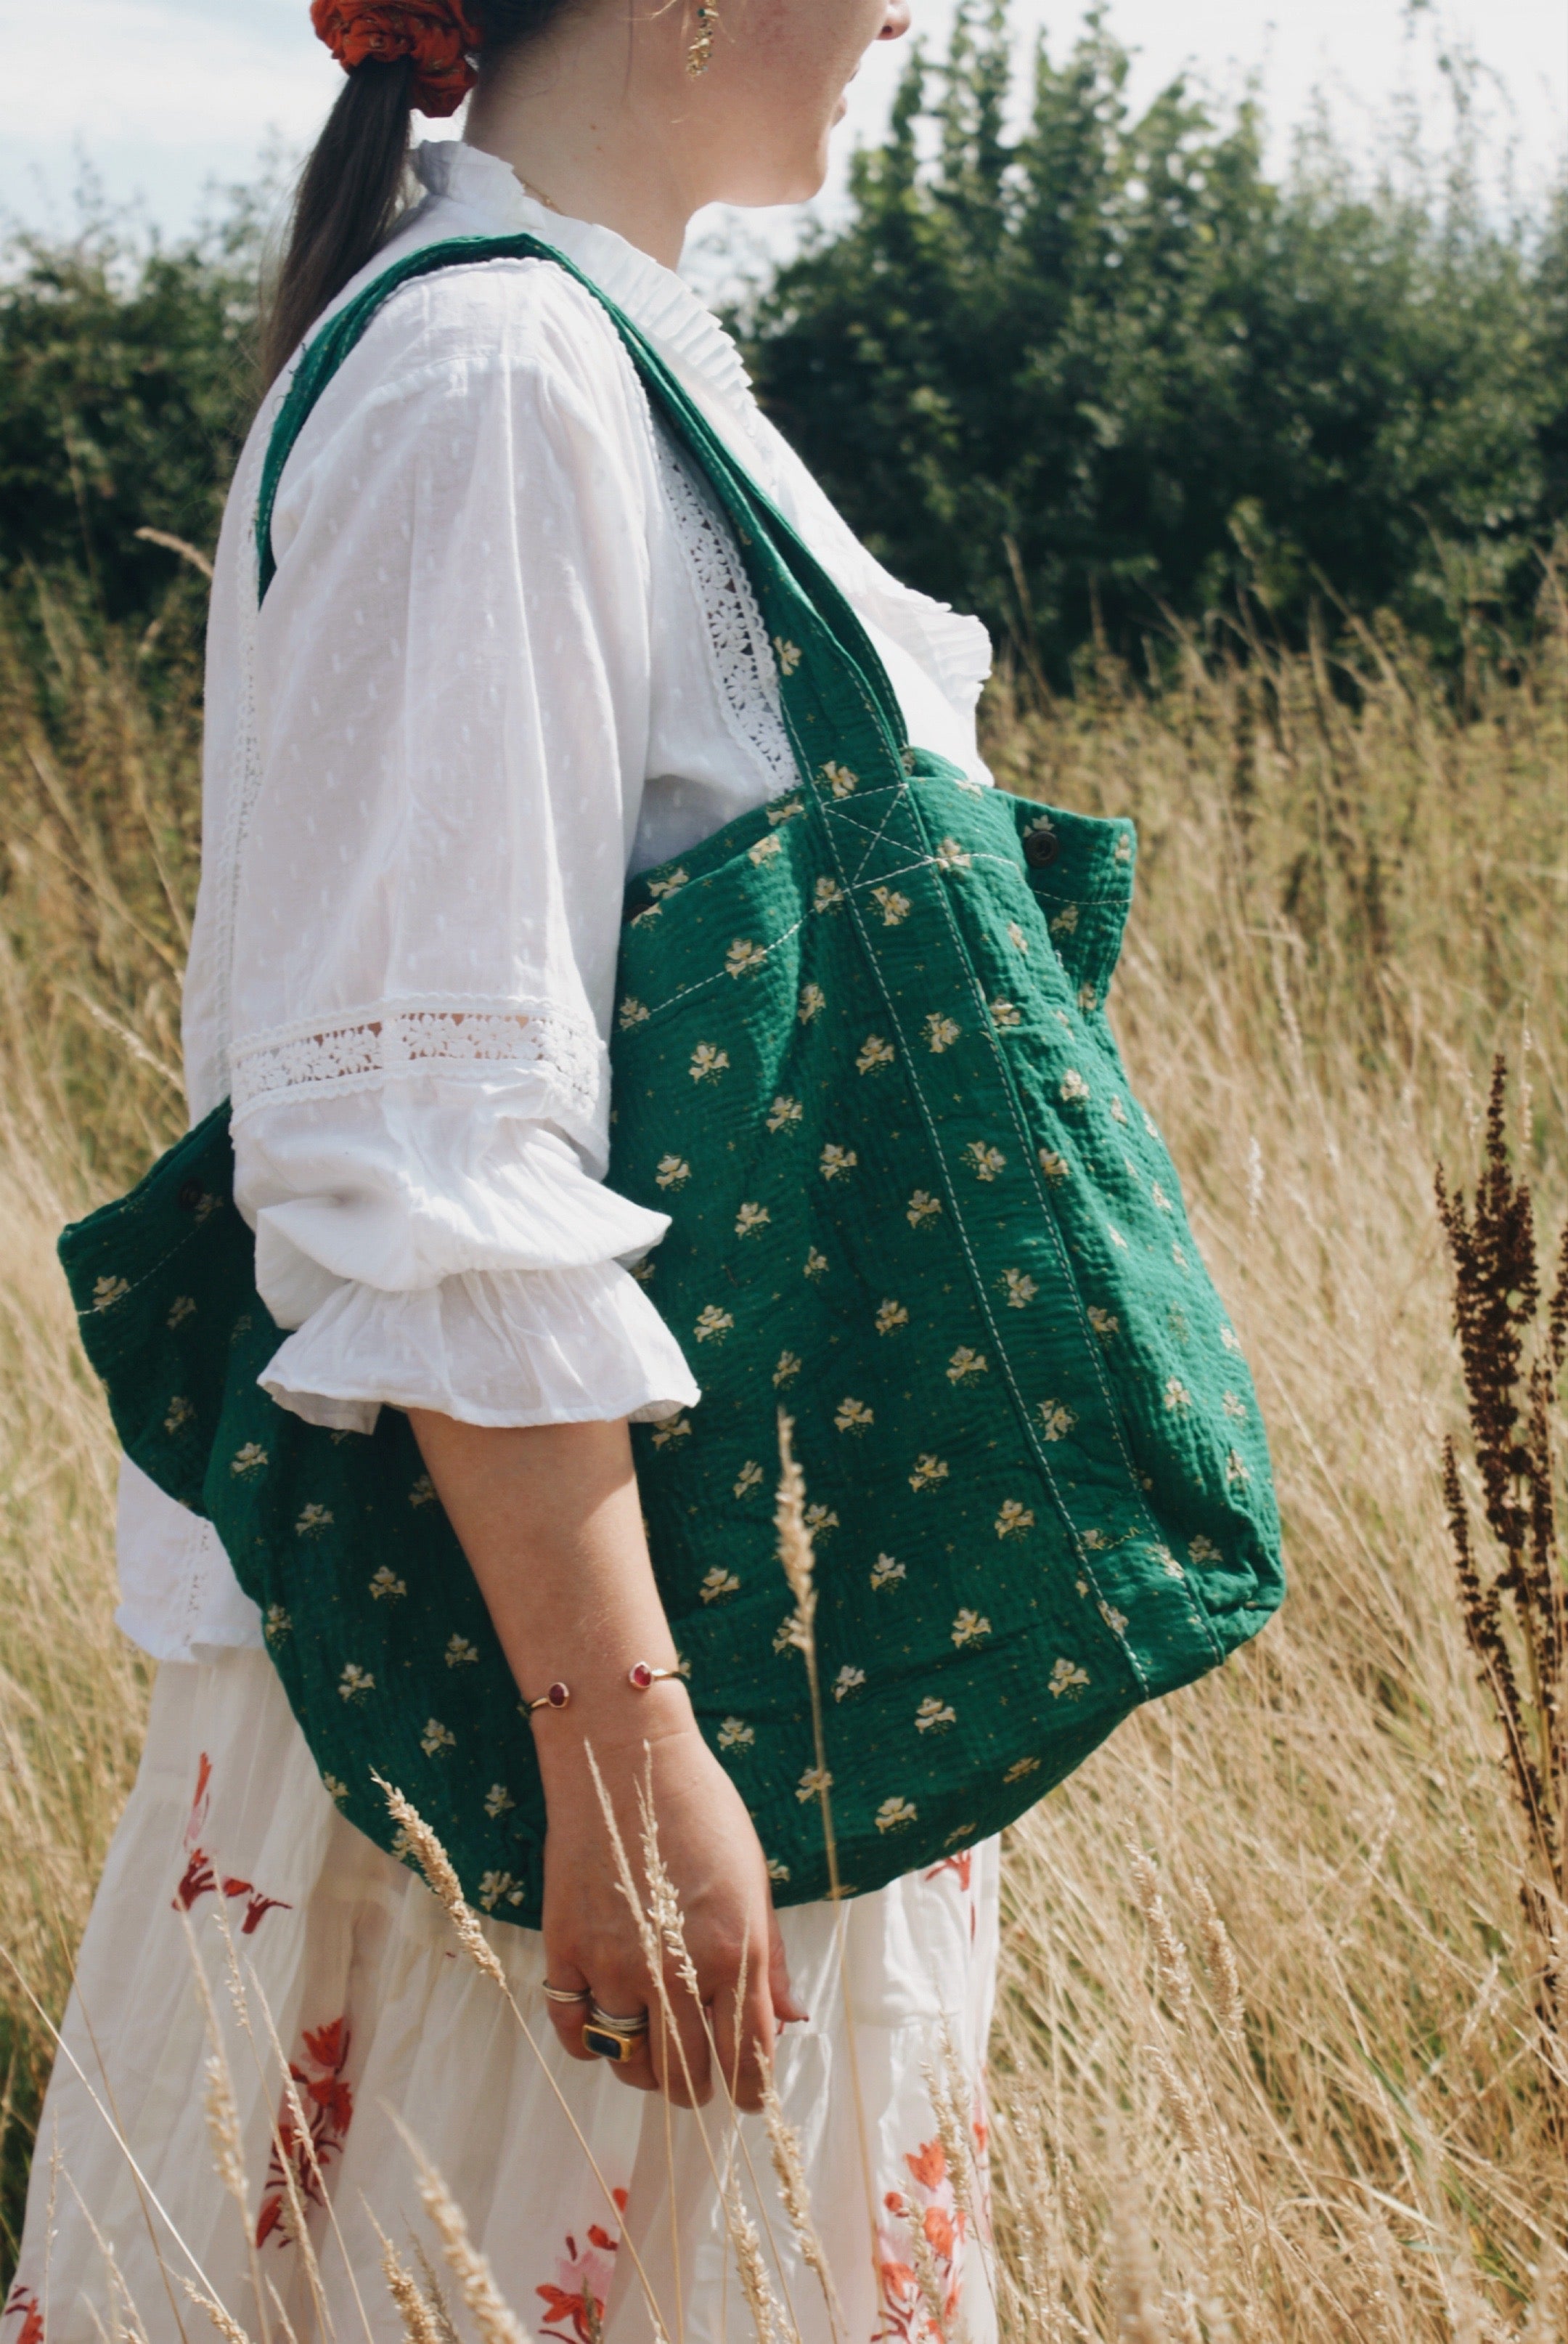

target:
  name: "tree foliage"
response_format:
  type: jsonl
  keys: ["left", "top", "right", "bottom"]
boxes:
{"left": 743, "top": 4, "right": 1565, "bottom": 678}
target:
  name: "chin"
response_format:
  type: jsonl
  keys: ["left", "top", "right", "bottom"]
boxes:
{"left": 728, "top": 147, "right": 831, "bottom": 208}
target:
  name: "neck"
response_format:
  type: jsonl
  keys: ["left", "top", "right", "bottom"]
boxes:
{"left": 465, "top": 16, "right": 698, "bottom": 270}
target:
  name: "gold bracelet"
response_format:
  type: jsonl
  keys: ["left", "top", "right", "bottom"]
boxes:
{"left": 520, "top": 1662, "right": 682, "bottom": 1717}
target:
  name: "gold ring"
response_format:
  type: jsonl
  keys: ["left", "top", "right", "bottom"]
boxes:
{"left": 583, "top": 2004, "right": 650, "bottom": 2064}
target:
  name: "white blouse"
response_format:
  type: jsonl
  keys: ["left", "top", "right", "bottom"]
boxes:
{"left": 116, "top": 140, "right": 992, "bottom": 1662}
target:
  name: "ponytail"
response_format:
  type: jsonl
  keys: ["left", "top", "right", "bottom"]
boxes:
{"left": 263, "top": 58, "right": 417, "bottom": 384}
{"left": 262, "top": 0, "right": 571, "bottom": 388}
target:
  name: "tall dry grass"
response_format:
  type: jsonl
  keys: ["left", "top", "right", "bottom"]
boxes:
{"left": 1, "top": 569, "right": 1565, "bottom": 2335}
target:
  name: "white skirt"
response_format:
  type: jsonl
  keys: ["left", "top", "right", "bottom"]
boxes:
{"left": 12, "top": 1650, "right": 1000, "bottom": 2344}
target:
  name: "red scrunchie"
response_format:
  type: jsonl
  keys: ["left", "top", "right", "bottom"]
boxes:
{"left": 311, "top": 0, "right": 483, "bottom": 118}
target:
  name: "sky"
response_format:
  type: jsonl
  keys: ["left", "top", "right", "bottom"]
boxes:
{"left": 2, "top": 0, "right": 1562, "bottom": 261}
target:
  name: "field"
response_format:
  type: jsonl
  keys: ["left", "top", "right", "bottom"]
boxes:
{"left": 1, "top": 571, "right": 1565, "bottom": 2340}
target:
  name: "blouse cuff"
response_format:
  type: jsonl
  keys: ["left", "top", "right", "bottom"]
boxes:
{"left": 258, "top": 1258, "right": 701, "bottom": 1435}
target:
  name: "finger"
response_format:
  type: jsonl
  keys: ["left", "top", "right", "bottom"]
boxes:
{"left": 767, "top": 1908, "right": 809, "bottom": 2026}
{"left": 712, "top": 1942, "right": 775, "bottom": 2112}
{"left": 648, "top": 1979, "right": 713, "bottom": 2109}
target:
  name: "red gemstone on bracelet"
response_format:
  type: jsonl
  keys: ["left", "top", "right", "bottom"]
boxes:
{"left": 546, "top": 1681, "right": 571, "bottom": 1709}
{"left": 628, "top": 1661, "right": 653, "bottom": 1690}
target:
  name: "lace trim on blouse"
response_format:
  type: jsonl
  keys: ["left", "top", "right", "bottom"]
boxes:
{"left": 229, "top": 1001, "right": 606, "bottom": 1123}
{"left": 654, "top": 428, "right": 796, "bottom": 800}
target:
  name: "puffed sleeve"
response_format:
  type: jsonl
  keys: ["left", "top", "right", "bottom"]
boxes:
{"left": 225, "top": 258, "right": 699, "bottom": 1433}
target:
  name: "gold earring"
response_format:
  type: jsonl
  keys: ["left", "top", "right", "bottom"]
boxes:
{"left": 686, "top": 3, "right": 717, "bottom": 76}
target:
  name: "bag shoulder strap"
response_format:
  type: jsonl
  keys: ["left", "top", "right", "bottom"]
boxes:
{"left": 256, "top": 231, "right": 905, "bottom": 754}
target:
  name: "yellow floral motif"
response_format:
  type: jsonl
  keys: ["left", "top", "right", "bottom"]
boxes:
{"left": 694, "top": 1305, "right": 735, "bottom": 1343}
{"left": 820, "top": 760, "right": 858, "bottom": 797}
{"left": 701, "top": 1566, "right": 741, "bottom": 1603}
{"left": 1077, "top": 983, "right": 1098, "bottom": 1013}
{"left": 907, "top": 1189, "right": 943, "bottom": 1227}
{"left": 804, "top": 1248, "right": 829, "bottom": 1279}
{"left": 168, "top": 1295, "right": 197, "bottom": 1329}
{"left": 735, "top": 1201, "right": 771, "bottom": 1236}
{"left": 1054, "top": 1010, "right": 1072, "bottom": 1030}
{"left": 1007, "top": 921, "right": 1029, "bottom": 953}
{"left": 797, "top": 1766, "right": 834, "bottom": 1804}
{"left": 409, "top": 1473, "right": 436, "bottom": 1507}
{"left": 1107, "top": 1224, "right": 1130, "bottom": 1250}
{"left": 747, "top": 832, "right": 783, "bottom": 867}
{"left": 1151, "top": 1181, "right": 1174, "bottom": 1214}
{"left": 1099, "top": 1600, "right": 1129, "bottom": 1635}
{"left": 92, "top": 1274, "right": 131, "bottom": 1311}
{"left": 484, "top": 1783, "right": 515, "bottom": 1817}
{"left": 1222, "top": 1391, "right": 1248, "bottom": 1420}
{"left": 924, "top": 1013, "right": 961, "bottom": 1053}
{"left": 995, "top": 1498, "right": 1035, "bottom": 1538}
{"left": 1088, "top": 1306, "right": 1120, "bottom": 1339}
{"left": 1002, "top": 1268, "right": 1038, "bottom": 1308}
{"left": 1189, "top": 1535, "right": 1222, "bottom": 1565}
{"left": 1167, "top": 1305, "right": 1191, "bottom": 1344}
{"left": 322, "top": 1774, "right": 348, "bottom": 1803}
{"left": 617, "top": 996, "right": 650, "bottom": 1030}
{"left": 1108, "top": 1096, "right": 1129, "bottom": 1124}
{"left": 656, "top": 1154, "right": 692, "bottom": 1189}
{"left": 870, "top": 1553, "right": 907, "bottom": 1589}
{"left": 478, "top": 1871, "right": 524, "bottom": 1911}
{"left": 1172, "top": 1240, "right": 1190, "bottom": 1269}
{"left": 718, "top": 1716, "right": 756, "bottom": 1750}
{"left": 630, "top": 1260, "right": 656, "bottom": 1284}
{"left": 1164, "top": 1377, "right": 1193, "bottom": 1411}
{"left": 1050, "top": 905, "right": 1079, "bottom": 936}
{"left": 934, "top": 837, "right": 971, "bottom": 871}
{"left": 338, "top": 1662, "right": 375, "bottom": 1702}
{"left": 820, "top": 1142, "right": 858, "bottom": 1179}
{"left": 690, "top": 1042, "right": 730, "bottom": 1082}
{"left": 1082, "top": 1528, "right": 1108, "bottom": 1551}
{"left": 951, "top": 1608, "right": 991, "bottom": 1647}
{"left": 648, "top": 868, "right": 688, "bottom": 901}
{"left": 1220, "top": 1323, "right": 1242, "bottom": 1353}
{"left": 1049, "top": 1659, "right": 1090, "bottom": 1699}
{"left": 265, "top": 1604, "right": 292, "bottom": 1642}
{"left": 873, "top": 887, "right": 912, "bottom": 925}
{"left": 734, "top": 1460, "right": 765, "bottom": 1499}
{"left": 804, "top": 1502, "right": 841, "bottom": 1539}
{"left": 773, "top": 1615, "right": 798, "bottom": 1655}
{"left": 1143, "top": 1109, "right": 1161, "bottom": 1138}
{"left": 1226, "top": 1449, "right": 1251, "bottom": 1485}
{"left": 1114, "top": 833, "right": 1132, "bottom": 863}
{"left": 1153, "top": 1544, "right": 1184, "bottom": 1577}
{"left": 651, "top": 1414, "right": 693, "bottom": 1448}
{"left": 629, "top": 901, "right": 663, "bottom": 929}
{"left": 813, "top": 876, "right": 845, "bottom": 912}
{"left": 767, "top": 795, "right": 805, "bottom": 826}
{"left": 799, "top": 982, "right": 827, "bottom": 1021}
{"left": 767, "top": 1856, "right": 791, "bottom": 1881}
{"left": 421, "top": 1720, "right": 456, "bottom": 1757}
{"left": 767, "top": 1094, "right": 804, "bottom": 1131}
{"left": 836, "top": 1396, "right": 874, "bottom": 1433}
{"left": 856, "top": 1033, "right": 896, "bottom": 1074}
{"left": 965, "top": 1142, "right": 1006, "bottom": 1181}
{"left": 726, "top": 937, "right": 768, "bottom": 977}
{"left": 164, "top": 1395, "right": 194, "bottom": 1435}
{"left": 1004, "top": 1755, "right": 1041, "bottom": 1783}
{"left": 231, "top": 1441, "right": 269, "bottom": 1478}
{"left": 295, "top": 1502, "right": 333, "bottom": 1537}
{"left": 772, "top": 635, "right": 802, "bottom": 675}
{"left": 876, "top": 1299, "right": 910, "bottom": 1335}
{"left": 947, "top": 1346, "right": 988, "bottom": 1383}
{"left": 1039, "top": 1399, "right": 1078, "bottom": 1441}
{"left": 1039, "top": 1149, "right": 1071, "bottom": 1184}
{"left": 875, "top": 1796, "right": 919, "bottom": 1833}
{"left": 1059, "top": 1068, "right": 1090, "bottom": 1102}
{"left": 910, "top": 1454, "right": 950, "bottom": 1493}
{"left": 990, "top": 998, "right": 1022, "bottom": 1029}
{"left": 833, "top": 1664, "right": 867, "bottom": 1701}
{"left": 916, "top": 1696, "right": 957, "bottom": 1735}
{"left": 445, "top": 1635, "right": 478, "bottom": 1668}
{"left": 773, "top": 1352, "right": 802, "bottom": 1387}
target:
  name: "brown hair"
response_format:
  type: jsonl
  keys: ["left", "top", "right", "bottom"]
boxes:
{"left": 264, "top": 2, "right": 574, "bottom": 383}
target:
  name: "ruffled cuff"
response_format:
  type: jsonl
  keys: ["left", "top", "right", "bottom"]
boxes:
{"left": 258, "top": 1258, "right": 701, "bottom": 1434}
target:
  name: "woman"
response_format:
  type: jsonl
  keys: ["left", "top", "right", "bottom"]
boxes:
{"left": 11, "top": 4, "right": 1000, "bottom": 2340}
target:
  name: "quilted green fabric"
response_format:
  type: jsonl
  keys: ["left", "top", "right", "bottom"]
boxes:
{"left": 60, "top": 236, "right": 1283, "bottom": 1924}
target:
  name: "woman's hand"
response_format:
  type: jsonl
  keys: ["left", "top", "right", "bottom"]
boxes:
{"left": 407, "top": 1409, "right": 804, "bottom": 2111}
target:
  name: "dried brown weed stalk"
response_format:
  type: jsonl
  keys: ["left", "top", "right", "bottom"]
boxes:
{"left": 1436, "top": 1055, "right": 1568, "bottom": 2052}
